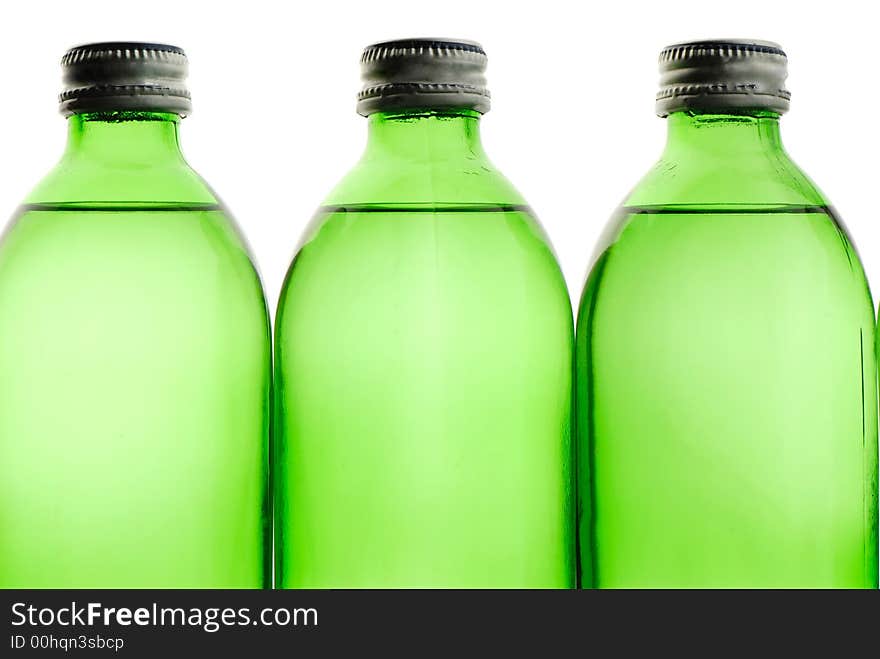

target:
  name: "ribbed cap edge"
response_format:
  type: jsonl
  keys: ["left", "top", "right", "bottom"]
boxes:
{"left": 357, "top": 38, "right": 490, "bottom": 116}
{"left": 59, "top": 42, "right": 191, "bottom": 117}
{"left": 656, "top": 39, "right": 790, "bottom": 116}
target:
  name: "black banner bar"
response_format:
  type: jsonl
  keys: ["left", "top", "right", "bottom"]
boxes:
{"left": 2, "top": 589, "right": 877, "bottom": 655}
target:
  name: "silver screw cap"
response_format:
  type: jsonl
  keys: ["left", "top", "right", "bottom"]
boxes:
{"left": 60, "top": 42, "right": 191, "bottom": 117}
{"left": 357, "top": 38, "right": 490, "bottom": 116}
{"left": 656, "top": 39, "right": 790, "bottom": 116}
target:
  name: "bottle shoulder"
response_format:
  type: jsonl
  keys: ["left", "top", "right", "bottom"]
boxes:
{"left": 283, "top": 153, "right": 564, "bottom": 293}
{"left": 321, "top": 153, "right": 529, "bottom": 207}
{"left": 22, "top": 156, "right": 219, "bottom": 206}
{"left": 584, "top": 148, "right": 843, "bottom": 274}
{"left": 623, "top": 148, "right": 829, "bottom": 209}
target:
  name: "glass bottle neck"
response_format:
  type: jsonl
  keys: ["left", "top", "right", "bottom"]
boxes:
{"left": 663, "top": 111, "right": 784, "bottom": 158}
{"left": 63, "top": 112, "right": 185, "bottom": 165}
{"left": 364, "top": 109, "right": 486, "bottom": 161}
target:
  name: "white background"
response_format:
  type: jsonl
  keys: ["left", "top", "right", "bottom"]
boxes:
{"left": 0, "top": 0, "right": 876, "bottom": 312}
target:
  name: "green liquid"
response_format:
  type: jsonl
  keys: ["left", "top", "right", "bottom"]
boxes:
{"left": 0, "top": 204, "right": 270, "bottom": 588}
{"left": 276, "top": 204, "right": 574, "bottom": 588}
{"left": 579, "top": 204, "right": 878, "bottom": 588}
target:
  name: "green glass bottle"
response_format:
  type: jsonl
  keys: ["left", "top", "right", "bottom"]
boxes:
{"left": 0, "top": 43, "right": 270, "bottom": 588}
{"left": 578, "top": 40, "right": 878, "bottom": 588}
{"left": 276, "top": 39, "right": 574, "bottom": 588}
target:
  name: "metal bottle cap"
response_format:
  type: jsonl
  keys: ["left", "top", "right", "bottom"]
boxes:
{"left": 357, "top": 38, "right": 490, "bottom": 116}
{"left": 59, "top": 42, "right": 192, "bottom": 117}
{"left": 656, "top": 39, "right": 790, "bottom": 116}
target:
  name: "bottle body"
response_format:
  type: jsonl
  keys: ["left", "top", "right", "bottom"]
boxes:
{"left": 276, "top": 111, "right": 574, "bottom": 587}
{"left": 0, "top": 114, "right": 270, "bottom": 587}
{"left": 579, "top": 112, "right": 878, "bottom": 588}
